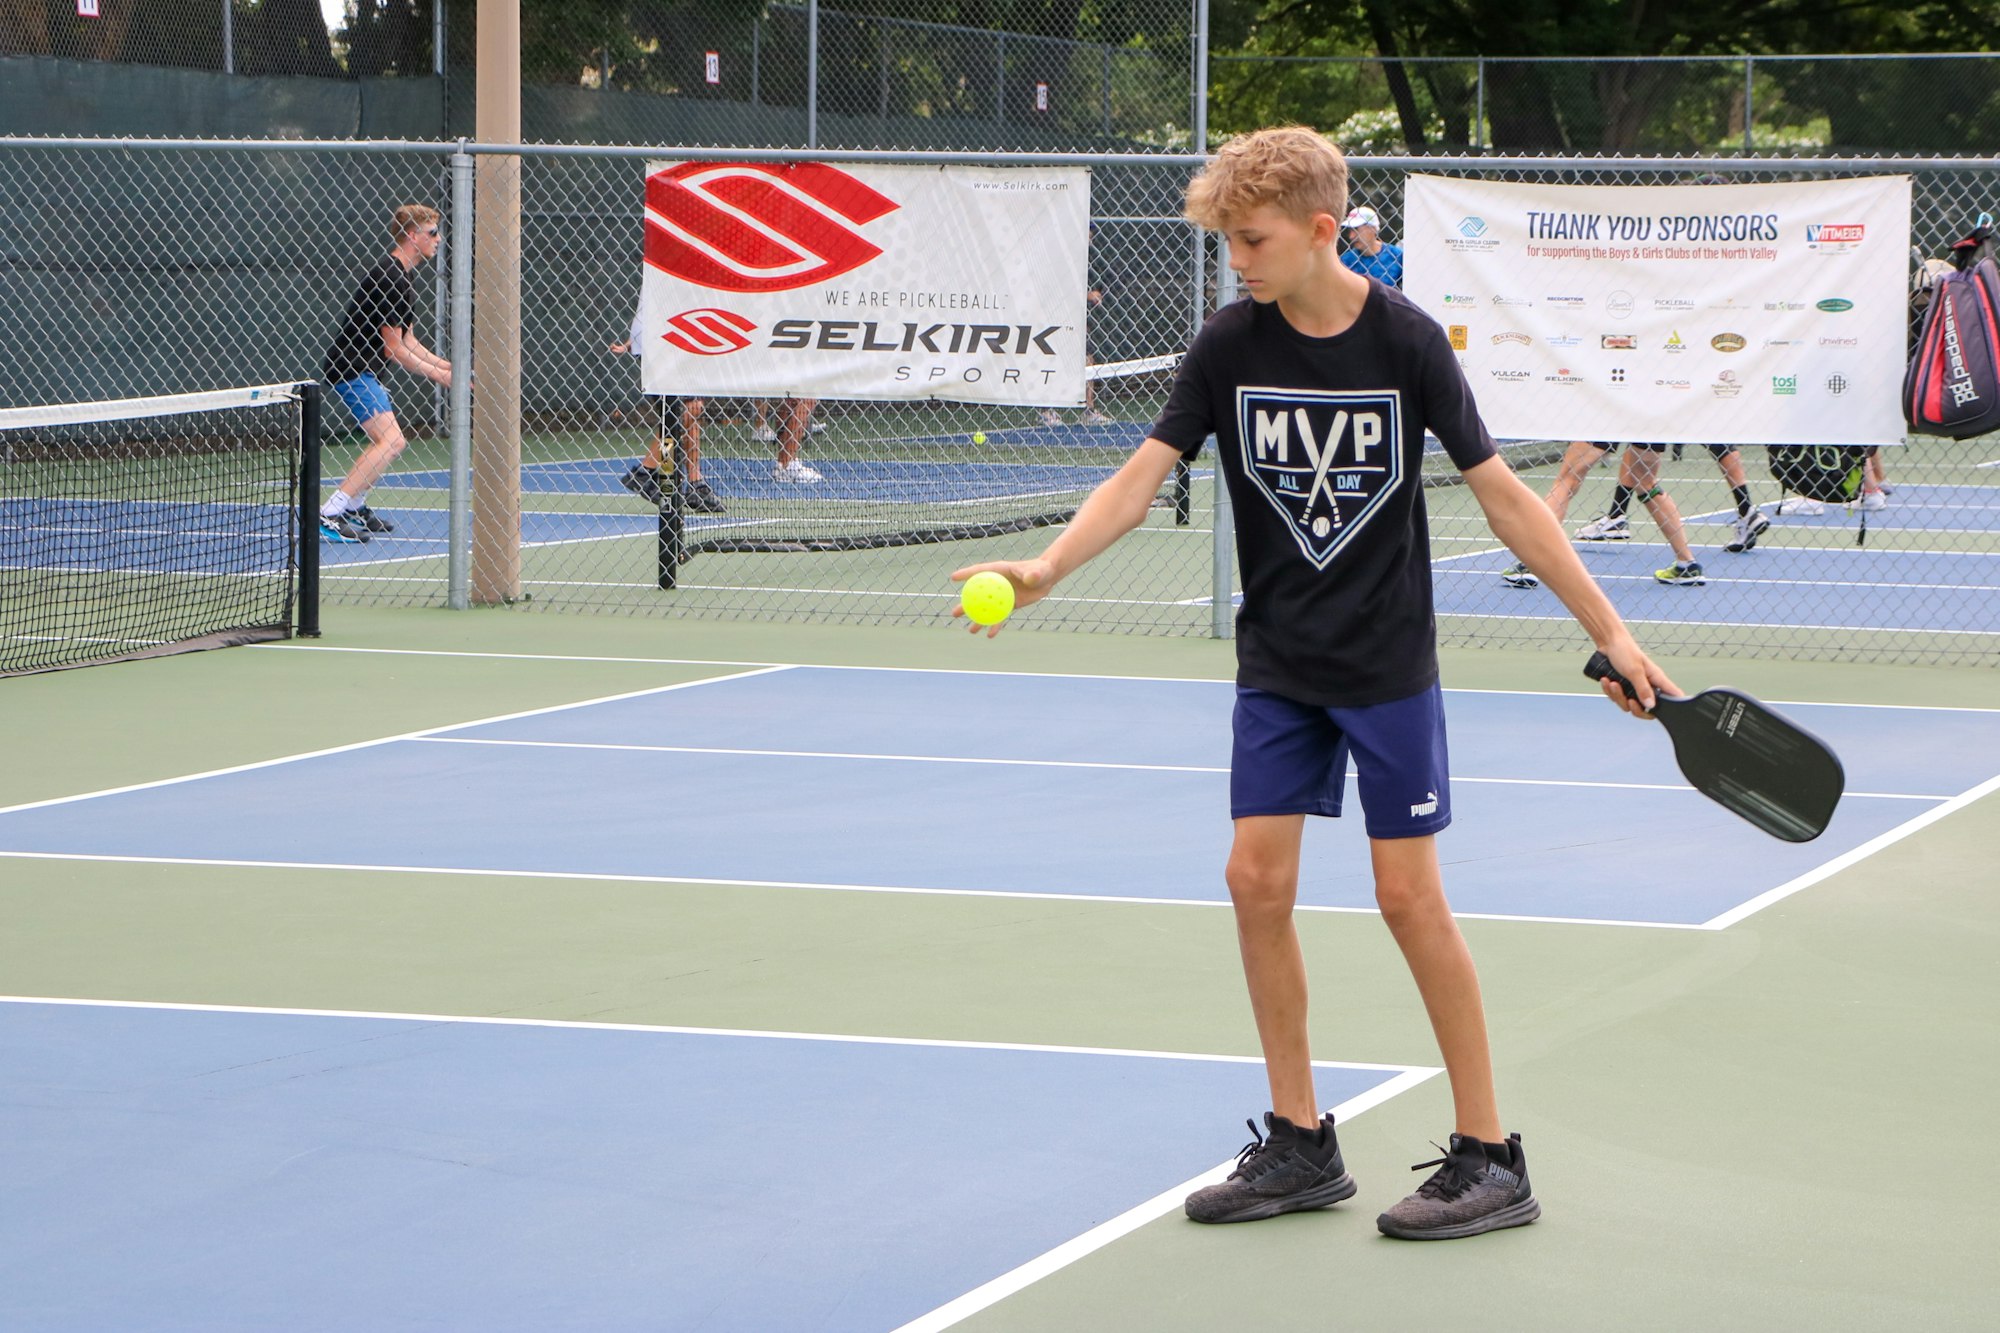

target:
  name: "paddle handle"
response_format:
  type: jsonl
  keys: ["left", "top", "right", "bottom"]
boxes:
{"left": 1583, "top": 651, "right": 1684, "bottom": 706}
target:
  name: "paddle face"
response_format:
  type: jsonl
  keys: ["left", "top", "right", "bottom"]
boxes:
{"left": 1584, "top": 653, "right": 1846, "bottom": 842}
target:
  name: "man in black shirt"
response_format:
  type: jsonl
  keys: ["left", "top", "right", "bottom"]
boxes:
{"left": 952, "top": 128, "right": 1675, "bottom": 1241}
{"left": 318, "top": 204, "right": 454, "bottom": 542}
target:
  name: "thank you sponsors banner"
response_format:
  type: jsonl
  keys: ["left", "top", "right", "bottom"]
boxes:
{"left": 640, "top": 161, "right": 1090, "bottom": 405}
{"left": 1404, "top": 175, "right": 1911, "bottom": 445}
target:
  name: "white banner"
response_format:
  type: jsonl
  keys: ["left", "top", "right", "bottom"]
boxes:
{"left": 1404, "top": 175, "right": 1912, "bottom": 445}
{"left": 640, "top": 161, "right": 1090, "bottom": 406}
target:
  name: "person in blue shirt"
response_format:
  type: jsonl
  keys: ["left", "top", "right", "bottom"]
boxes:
{"left": 1339, "top": 205, "right": 1403, "bottom": 287}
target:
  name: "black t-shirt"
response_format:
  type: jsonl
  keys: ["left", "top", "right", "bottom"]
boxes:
{"left": 1148, "top": 282, "right": 1497, "bottom": 707}
{"left": 323, "top": 255, "right": 416, "bottom": 383}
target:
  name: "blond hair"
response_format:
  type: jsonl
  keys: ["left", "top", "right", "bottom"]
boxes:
{"left": 391, "top": 204, "right": 441, "bottom": 245}
{"left": 1184, "top": 127, "right": 1348, "bottom": 233}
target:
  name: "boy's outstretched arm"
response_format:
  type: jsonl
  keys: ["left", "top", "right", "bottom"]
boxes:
{"left": 1462, "top": 454, "right": 1680, "bottom": 716}
{"left": 951, "top": 438, "right": 1185, "bottom": 636}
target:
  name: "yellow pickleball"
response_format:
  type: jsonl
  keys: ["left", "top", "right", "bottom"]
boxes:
{"left": 960, "top": 571, "right": 1015, "bottom": 626}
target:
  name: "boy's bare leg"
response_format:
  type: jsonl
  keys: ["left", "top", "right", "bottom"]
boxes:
{"left": 1224, "top": 814, "right": 1318, "bottom": 1127}
{"left": 338, "top": 411, "right": 408, "bottom": 499}
{"left": 1369, "top": 834, "right": 1502, "bottom": 1142}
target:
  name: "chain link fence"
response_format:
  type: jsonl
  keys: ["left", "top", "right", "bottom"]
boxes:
{"left": 3, "top": 137, "right": 1998, "bottom": 662}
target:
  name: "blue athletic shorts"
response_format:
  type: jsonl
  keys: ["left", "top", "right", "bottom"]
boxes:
{"left": 1230, "top": 683, "right": 1452, "bottom": 839}
{"left": 330, "top": 373, "right": 394, "bottom": 426}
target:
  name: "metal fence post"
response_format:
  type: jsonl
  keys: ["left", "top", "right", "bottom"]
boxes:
{"left": 222, "top": 0, "right": 234, "bottom": 75}
{"left": 1744, "top": 56, "right": 1755, "bottom": 154}
{"left": 1475, "top": 58, "right": 1485, "bottom": 149}
{"left": 996, "top": 33, "right": 1006, "bottom": 126}
{"left": 1211, "top": 234, "right": 1236, "bottom": 638}
{"left": 1101, "top": 46, "right": 1112, "bottom": 137}
{"left": 808, "top": 0, "right": 819, "bottom": 148}
{"left": 448, "top": 145, "right": 474, "bottom": 611}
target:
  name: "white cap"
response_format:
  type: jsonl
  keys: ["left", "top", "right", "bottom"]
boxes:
{"left": 1342, "top": 206, "right": 1381, "bottom": 230}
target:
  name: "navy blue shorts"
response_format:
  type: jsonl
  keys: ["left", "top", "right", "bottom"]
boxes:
{"left": 1230, "top": 683, "right": 1452, "bottom": 839}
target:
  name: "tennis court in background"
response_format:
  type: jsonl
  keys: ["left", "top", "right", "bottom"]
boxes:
{"left": 3, "top": 641, "right": 1997, "bottom": 1331}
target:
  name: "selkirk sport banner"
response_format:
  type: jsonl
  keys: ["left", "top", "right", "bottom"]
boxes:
{"left": 1403, "top": 174, "right": 1912, "bottom": 445}
{"left": 641, "top": 161, "right": 1090, "bottom": 406}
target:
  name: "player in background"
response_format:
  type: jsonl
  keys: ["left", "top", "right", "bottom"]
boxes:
{"left": 1501, "top": 441, "right": 1709, "bottom": 586}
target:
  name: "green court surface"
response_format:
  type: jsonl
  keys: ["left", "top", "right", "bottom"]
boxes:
{"left": 2, "top": 606, "right": 1995, "bottom": 1330}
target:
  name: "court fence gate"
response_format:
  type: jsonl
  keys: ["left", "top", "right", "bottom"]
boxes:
{"left": 3, "top": 136, "right": 1997, "bottom": 666}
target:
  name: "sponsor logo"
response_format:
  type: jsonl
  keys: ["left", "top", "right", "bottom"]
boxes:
{"left": 1711, "top": 332, "right": 1747, "bottom": 352}
{"left": 1763, "top": 300, "right": 1809, "bottom": 312}
{"left": 1610, "top": 367, "right": 1628, "bottom": 384}
{"left": 1653, "top": 296, "right": 1696, "bottom": 311}
{"left": 1237, "top": 388, "right": 1405, "bottom": 569}
{"left": 1491, "top": 331, "right": 1532, "bottom": 346}
{"left": 1489, "top": 369, "right": 1533, "bottom": 382}
{"left": 1446, "top": 217, "right": 1501, "bottom": 252}
{"left": 1606, "top": 290, "right": 1635, "bottom": 319}
{"left": 1493, "top": 295, "right": 1534, "bottom": 307}
{"left": 767, "top": 319, "right": 1061, "bottom": 357}
{"left": 662, "top": 307, "right": 757, "bottom": 355}
{"left": 1819, "top": 335, "right": 1859, "bottom": 348}
{"left": 1545, "top": 295, "right": 1587, "bottom": 308}
{"left": 1817, "top": 298, "right": 1855, "bottom": 313}
{"left": 1544, "top": 367, "right": 1584, "bottom": 385}
{"left": 1806, "top": 222, "right": 1866, "bottom": 247}
{"left": 644, "top": 161, "right": 898, "bottom": 292}
{"left": 1712, "top": 369, "right": 1742, "bottom": 398}
{"left": 1448, "top": 324, "right": 1468, "bottom": 350}
{"left": 1546, "top": 333, "right": 1581, "bottom": 348}
{"left": 1763, "top": 337, "right": 1805, "bottom": 348}
{"left": 1655, "top": 377, "right": 1692, "bottom": 390}
{"left": 1410, "top": 790, "right": 1440, "bottom": 817}
{"left": 1665, "top": 330, "right": 1686, "bottom": 353}
{"left": 1459, "top": 217, "right": 1488, "bottom": 237}
{"left": 1601, "top": 334, "right": 1637, "bottom": 350}
{"left": 1825, "top": 373, "right": 1850, "bottom": 396}
{"left": 1443, "top": 293, "right": 1478, "bottom": 306}
{"left": 1709, "top": 295, "right": 1750, "bottom": 310}
{"left": 1772, "top": 375, "right": 1797, "bottom": 396}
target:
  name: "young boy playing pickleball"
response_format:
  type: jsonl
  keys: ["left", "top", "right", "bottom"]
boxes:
{"left": 952, "top": 126, "right": 1678, "bottom": 1240}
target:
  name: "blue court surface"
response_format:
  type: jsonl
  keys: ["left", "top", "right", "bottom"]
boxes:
{"left": 1, "top": 667, "right": 1994, "bottom": 928}
{"left": 316, "top": 505, "right": 664, "bottom": 567}
{"left": 0, "top": 997, "right": 1419, "bottom": 1333}
{"left": 358, "top": 454, "right": 1127, "bottom": 503}
{"left": 0, "top": 498, "right": 291, "bottom": 574}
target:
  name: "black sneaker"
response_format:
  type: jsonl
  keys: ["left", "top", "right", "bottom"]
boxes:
{"left": 318, "top": 513, "right": 368, "bottom": 544}
{"left": 1376, "top": 1132, "right": 1541, "bottom": 1240}
{"left": 1184, "top": 1113, "right": 1357, "bottom": 1224}
{"left": 1500, "top": 561, "right": 1539, "bottom": 589}
{"left": 621, "top": 464, "right": 664, "bottom": 505}
{"left": 684, "top": 479, "right": 726, "bottom": 514}
{"left": 345, "top": 505, "right": 394, "bottom": 533}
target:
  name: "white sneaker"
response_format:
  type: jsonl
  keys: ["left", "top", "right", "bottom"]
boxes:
{"left": 1725, "top": 509, "right": 1771, "bottom": 553}
{"left": 750, "top": 425, "right": 778, "bottom": 443}
{"left": 1038, "top": 409, "right": 1063, "bottom": 426}
{"left": 1776, "top": 496, "right": 1825, "bottom": 516}
{"left": 773, "top": 459, "right": 823, "bottom": 483}
{"left": 808, "top": 420, "right": 828, "bottom": 434}
{"left": 1080, "top": 410, "right": 1114, "bottom": 425}
{"left": 1574, "top": 514, "right": 1630, "bottom": 541}
{"left": 1855, "top": 490, "right": 1886, "bottom": 511}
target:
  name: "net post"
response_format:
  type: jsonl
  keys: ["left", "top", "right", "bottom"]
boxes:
{"left": 656, "top": 413, "right": 684, "bottom": 590}
{"left": 297, "top": 380, "right": 322, "bottom": 638}
{"left": 1211, "top": 455, "right": 1234, "bottom": 639}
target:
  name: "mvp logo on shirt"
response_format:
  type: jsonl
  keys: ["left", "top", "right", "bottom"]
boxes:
{"left": 1235, "top": 388, "right": 1404, "bottom": 568}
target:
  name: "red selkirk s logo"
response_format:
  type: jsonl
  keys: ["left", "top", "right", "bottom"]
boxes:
{"left": 662, "top": 308, "right": 757, "bottom": 355}
{"left": 644, "top": 162, "right": 900, "bottom": 293}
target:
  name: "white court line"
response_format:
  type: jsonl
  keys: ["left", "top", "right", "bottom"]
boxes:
{"left": 0, "top": 994, "right": 1425, "bottom": 1074}
{"left": 1699, "top": 770, "right": 2000, "bottom": 929}
{"left": 0, "top": 665, "right": 793, "bottom": 819}
{"left": 890, "top": 1067, "right": 1440, "bottom": 1333}
{"left": 253, "top": 645, "right": 2000, "bottom": 713}
{"left": 0, "top": 850, "right": 1709, "bottom": 931}
{"left": 410, "top": 737, "right": 1946, "bottom": 800}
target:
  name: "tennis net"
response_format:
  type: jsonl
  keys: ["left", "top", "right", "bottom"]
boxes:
{"left": 0, "top": 383, "right": 316, "bottom": 676}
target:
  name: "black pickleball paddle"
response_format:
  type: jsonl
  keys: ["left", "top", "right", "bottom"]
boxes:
{"left": 1584, "top": 652, "right": 1846, "bottom": 842}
